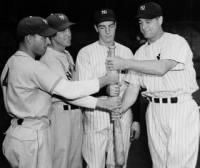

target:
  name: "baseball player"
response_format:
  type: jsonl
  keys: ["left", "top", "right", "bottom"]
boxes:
{"left": 40, "top": 13, "right": 122, "bottom": 168}
{"left": 0, "top": 16, "right": 120, "bottom": 168}
{"left": 76, "top": 9, "right": 140, "bottom": 168}
{"left": 106, "top": 2, "right": 200, "bottom": 168}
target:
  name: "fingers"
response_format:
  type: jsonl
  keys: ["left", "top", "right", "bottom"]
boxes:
{"left": 110, "top": 110, "right": 122, "bottom": 121}
{"left": 107, "top": 84, "right": 120, "bottom": 97}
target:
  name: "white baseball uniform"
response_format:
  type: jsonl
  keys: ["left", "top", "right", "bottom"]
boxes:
{"left": 76, "top": 41, "right": 134, "bottom": 168}
{"left": 0, "top": 50, "right": 100, "bottom": 168}
{"left": 126, "top": 32, "right": 200, "bottom": 168}
{"left": 41, "top": 47, "right": 99, "bottom": 168}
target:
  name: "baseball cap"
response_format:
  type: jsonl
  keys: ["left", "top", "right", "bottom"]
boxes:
{"left": 17, "top": 16, "right": 57, "bottom": 38}
{"left": 136, "top": 2, "right": 163, "bottom": 19}
{"left": 93, "top": 9, "right": 116, "bottom": 25}
{"left": 46, "top": 13, "right": 75, "bottom": 31}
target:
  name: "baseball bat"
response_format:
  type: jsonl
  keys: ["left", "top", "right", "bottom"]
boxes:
{"left": 108, "top": 46, "right": 125, "bottom": 167}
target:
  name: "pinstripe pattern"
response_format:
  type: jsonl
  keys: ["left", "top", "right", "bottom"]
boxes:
{"left": 76, "top": 41, "right": 134, "bottom": 168}
{"left": 127, "top": 32, "right": 200, "bottom": 168}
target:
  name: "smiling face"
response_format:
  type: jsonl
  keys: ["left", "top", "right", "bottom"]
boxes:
{"left": 95, "top": 21, "right": 116, "bottom": 46}
{"left": 53, "top": 27, "right": 72, "bottom": 48}
{"left": 138, "top": 16, "right": 163, "bottom": 43}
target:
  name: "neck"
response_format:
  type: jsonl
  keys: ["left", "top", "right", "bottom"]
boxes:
{"left": 148, "top": 29, "right": 164, "bottom": 44}
{"left": 19, "top": 43, "right": 36, "bottom": 59}
{"left": 98, "top": 39, "right": 115, "bottom": 47}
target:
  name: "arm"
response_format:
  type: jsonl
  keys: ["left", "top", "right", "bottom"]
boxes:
{"left": 120, "top": 83, "right": 140, "bottom": 114}
{"left": 65, "top": 95, "right": 121, "bottom": 112}
{"left": 107, "top": 57, "right": 178, "bottom": 76}
{"left": 53, "top": 72, "right": 118, "bottom": 100}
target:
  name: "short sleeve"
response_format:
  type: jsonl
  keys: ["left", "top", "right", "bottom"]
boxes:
{"left": 125, "top": 70, "right": 141, "bottom": 86}
{"left": 161, "top": 35, "right": 192, "bottom": 70}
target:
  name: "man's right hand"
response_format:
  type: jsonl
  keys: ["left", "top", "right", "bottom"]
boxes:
{"left": 97, "top": 96, "right": 121, "bottom": 112}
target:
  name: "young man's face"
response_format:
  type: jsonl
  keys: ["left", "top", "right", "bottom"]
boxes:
{"left": 53, "top": 27, "right": 72, "bottom": 47}
{"left": 138, "top": 16, "right": 162, "bottom": 42}
{"left": 95, "top": 21, "right": 116, "bottom": 46}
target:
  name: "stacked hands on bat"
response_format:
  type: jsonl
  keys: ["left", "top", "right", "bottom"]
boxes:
{"left": 105, "top": 56, "right": 128, "bottom": 120}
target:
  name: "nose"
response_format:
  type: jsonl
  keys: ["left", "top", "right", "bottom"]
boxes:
{"left": 140, "top": 22, "right": 147, "bottom": 30}
{"left": 105, "top": 27, "right": 111, "bottom": 34}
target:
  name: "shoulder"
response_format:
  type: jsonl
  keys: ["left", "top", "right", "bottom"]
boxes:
{"left": 163, "top": 32, "right": 188, "bottom": 44}
{"left": 41, "top": 47, "right": 58, "bottom": 62}
{"left": 79, "top": 41, "right": 98, "bottom": 52}
{"left": 77, "top": 41, "right": 99, "bottom": 59}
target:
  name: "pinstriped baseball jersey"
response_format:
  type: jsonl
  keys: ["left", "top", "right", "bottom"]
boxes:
{"left": 127, "top": 32, "right": 198, "bottom": 96}
{"left": 76, "top": 41, "right": 134, "bottom": 132}
{"left": 126, "top": 32, "right": 200, "bottom": 168}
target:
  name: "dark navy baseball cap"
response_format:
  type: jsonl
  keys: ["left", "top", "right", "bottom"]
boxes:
{"left": 46, "top": 13, "right": 75, "bottom": 32}
{"left": 17, "top": 16, "right": 57, "bottom": 38}
{"left": 136, "top": 2, "right": 163, "bottom": 19}
{"left": 93, "top": 9, "right": 116, "bottom": 25}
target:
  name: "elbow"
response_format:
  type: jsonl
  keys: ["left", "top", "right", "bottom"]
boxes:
{"left": 156, "top": 67, "right": 168, "bottom": 76}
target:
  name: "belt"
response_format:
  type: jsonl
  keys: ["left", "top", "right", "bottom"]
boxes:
{"left": 63, "top": 104, "right": 78, "bottom": 110}
{"left": 146, "top": 96, "right": 178, "bottom": 103}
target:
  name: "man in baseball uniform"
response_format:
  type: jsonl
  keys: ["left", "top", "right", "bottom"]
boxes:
{"left": 106, "top": 2, "right": 200, "bottom": 168}
{"left": 40, "top": 13, "right": 121, "bottom": 168}
{"left": 76, "top": 9, "right": 140, "bottom": 168}
{"left": 0, "top": 16, "right": 121, "bottom": 168}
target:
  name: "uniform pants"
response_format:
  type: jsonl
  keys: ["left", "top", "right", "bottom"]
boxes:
{"left": 146, "top": 99, "right": 200, "bottom": 168}
{"left": 82, "top": 121, "right": 131, "bottom": 168}
{"left": 49, "top": 104, "right": 83, "bottom": 168}
{"left": 2, "top": 118, "right": 51, "bottom": 168}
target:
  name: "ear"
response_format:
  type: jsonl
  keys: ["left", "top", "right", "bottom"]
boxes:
{"left": 94, "top": 25, "right": 98, "bottom": 33}
{"left": 24, "top": 35, "right": 32, "bottom": 44}
{"left": 158, "top": 16, "right": 163, "bottom": 26}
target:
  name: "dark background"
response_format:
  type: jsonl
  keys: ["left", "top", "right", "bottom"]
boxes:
{"left": 0, "top": 0, "right": 200, "bottom": 167}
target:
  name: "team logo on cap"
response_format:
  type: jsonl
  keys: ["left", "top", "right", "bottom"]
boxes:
{"left": 58, "top": 15, "right": 65, "bottom": 20}
{"left": 101, "top": 10, "right": 107, "bottom": 15}
{"left": 140, "top": 5, "right": 146, "bottom": 11}
{"left": 42, "top": 19, "right": 48, "bottom": 24}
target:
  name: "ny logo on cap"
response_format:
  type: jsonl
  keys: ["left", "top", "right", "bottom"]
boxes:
{"left": 140, "top": 5, "right": 146, "bottom": 11}
{"left": 42, "top": 19, "right": 48, "bottom": 24}
{"left": 58, "top": 15, "right": 65, "bottom": 20}
{"left": 101, "top": 10, "right": 107, "bottom": 15}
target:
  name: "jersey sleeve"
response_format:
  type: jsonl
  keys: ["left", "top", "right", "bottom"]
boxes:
{"left": 125, "top": 70, "right": 141, "bottom": 87}
{"left": 162, "top": 35, "right": 192, "bottom": 70}
{"left": 53, "top": 78, "right": 99, "bottom": 100}
{"left": 67, "top": 96, "right": 97, "bottom": 109}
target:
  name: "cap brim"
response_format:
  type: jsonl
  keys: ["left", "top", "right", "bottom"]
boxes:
{"left": 136, "top": 14, "right": 161, "bottom": 19}
{"left": 56, "top": 22, "right": 76, "bottom": 31}
{"left": 39, "top": 27, "right": 57, "bottom": 37}
{"left": 95, "top": 17, "right": 116, "bottom": 24}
